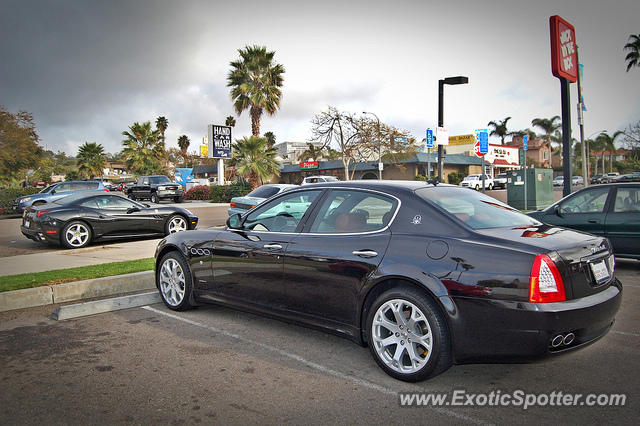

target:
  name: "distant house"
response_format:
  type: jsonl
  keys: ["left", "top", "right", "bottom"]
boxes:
{"left": 273, "top": 141, "right": 325, "bottom": 163}
{"left": 505, "top": 136, "right": 552, "bottom": 168}
{"left": 192, "top": 164, "right": 218, "bottom": 179}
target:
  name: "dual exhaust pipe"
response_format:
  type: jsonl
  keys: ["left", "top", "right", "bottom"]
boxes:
{"left": 551, "top": 332, "right": 575, "bottom": 348}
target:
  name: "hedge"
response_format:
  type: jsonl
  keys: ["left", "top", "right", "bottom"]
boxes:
{"left": 0, "top": 187, "right": 41, "bottom": 214}
{"left": 183, "top": 185, "right": 210, "bottom": 201}
{"left": 210, "top": 181, "right": 251, "bottom": 203}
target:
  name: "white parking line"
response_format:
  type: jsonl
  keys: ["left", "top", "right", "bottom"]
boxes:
{"left": 613, "top": 330, "right": 640, "bottom": 338}
{"left": 142, "top": 305, "right": 491, "bottom": 426}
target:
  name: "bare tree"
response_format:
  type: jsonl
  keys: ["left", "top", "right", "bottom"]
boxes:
{"left": 311, "top": 107, "right": 361, "bottom": 179}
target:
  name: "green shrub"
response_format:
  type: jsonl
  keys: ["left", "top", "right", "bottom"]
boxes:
{"left": 209, "top": 181, "right": 251, "bottom": 203}
{"left": 0, "top": 187, "right": 40, "bottom": 214}
{"left": 183, "top": 185, "right": 210, "bottom": 200}
{"left": 447, "top": 172, "right": 465, "bottom": 185}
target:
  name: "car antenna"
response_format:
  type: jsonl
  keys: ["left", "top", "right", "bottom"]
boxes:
{"left": 427, "top": 178, "right": 439, "bottom": 186}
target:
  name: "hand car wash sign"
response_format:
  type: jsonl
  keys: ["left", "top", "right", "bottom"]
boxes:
{"left": 207, "top": 125, "right": 232, "bottom": 159}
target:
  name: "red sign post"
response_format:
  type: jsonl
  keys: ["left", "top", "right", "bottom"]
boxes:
{"left": 550, "top": 15, "right": 577, "bottom": 197}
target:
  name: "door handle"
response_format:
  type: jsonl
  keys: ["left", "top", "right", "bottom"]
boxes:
{"left": 263, "top": 243, "right": 282, "bottom": 249}
{"left": 352, "top": 250, "right": 378, "bottom": 258}
{"left": 588, "top": 219, "right": 600, "bottom": 224}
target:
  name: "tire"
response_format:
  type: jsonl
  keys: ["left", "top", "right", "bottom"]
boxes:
{"left": 151, "top": 193, "right": 159, "bottom": 204}
{"left": 366, "top": 287, "right": 452, "bottom": 382}
{"left": 165, "top": 214, "right": 188, "bottom": 235}
{"left": 488, "top": 183, "right": 493, "bottom": 190}
{"left": 157, "top": 251, "right": 195, "bottom": 311}
{"left": 474, "top": 184, "right": 479, "bottom": 191}
{"left": 174, "top": 196, "right": 183, "bottom": 203}
{"left": 128, "top": 192, "right": 136, "bottom": 201}
{"left": 61, "top": 221, "right": 92, "bottom": 249}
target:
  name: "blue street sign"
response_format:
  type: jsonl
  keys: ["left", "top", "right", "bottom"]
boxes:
{"left": 479, "top": 131, "right": 489, "bottom": 154}
{"left": 523, "top": 135, "right": 528, "bottom": 151}
{"left": 426, "top": 129, "right": 434, "bottom": 148}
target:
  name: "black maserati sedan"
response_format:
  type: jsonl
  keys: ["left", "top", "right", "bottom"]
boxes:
{"left": 21, "top": 192, "right": 198, "bottom": 249}
{"left": 154, "top": 181, "right": 621, "bottom": 382}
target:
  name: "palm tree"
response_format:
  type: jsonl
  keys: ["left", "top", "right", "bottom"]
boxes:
{"left": 155, "top": 116, "right": 169, "bottom": 145}
{"left": 624, "top": 34, "right": 640, "bottom": 72}
{"left": 596, "top": 131, "right": 625, "bottom": 172}
{"left": 227, "top": 45, "right": 285, "bottom": 136}
{"left": 299, "top": 143, "right": 323, "bottom": 161}
{"left": 121, "top": 121, "right": 164, "bottom": 175}
{"left": 76, "top": 142, "right": 106, "bottom": 179}
{"left": 263, "top": 131, "right": 276, "bottom": 147}
{"left": 225, "top": 116, "right": 236, "bottom": 127}
{"left": 532, "top": 116, "right": 561, "bottom": 145}
{"left": 232, "top": 136, "right": 280, "bottom": 189}
{"left": 487, "top": 117, "right": 511, "bottom": 145}
{"left": 177, "top": 135, "right": 190, "bottom": 156}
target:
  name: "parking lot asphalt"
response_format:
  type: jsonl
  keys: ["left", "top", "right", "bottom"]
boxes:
{"left": 1, "top": 259, "right": 638, "bottom": 425}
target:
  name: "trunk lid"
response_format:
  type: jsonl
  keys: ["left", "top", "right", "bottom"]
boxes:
{"left": 476, "top": 224, "right": 616, "bottom": 300}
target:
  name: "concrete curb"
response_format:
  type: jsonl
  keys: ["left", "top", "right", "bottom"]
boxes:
{"left": 0, "top": 270, "right": 155, "bottom": 312}
{"left": 52, "top": 291, "right": 161, "bottom": 320}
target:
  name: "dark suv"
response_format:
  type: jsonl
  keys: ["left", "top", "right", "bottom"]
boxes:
{"left": 127, "top": 175, "right": 183, "bottom": 203}
{"left": 13, "top": 181, "right": 107, "bottom": 213}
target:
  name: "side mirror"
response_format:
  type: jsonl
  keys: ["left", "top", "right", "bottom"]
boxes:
{"left": 50, "top": 189, "right": 56, "bottom": 195}
{"left": 226, "top": 213, "right": 243, "bottom": 229}
{"left": 554, "top": 204, "right": 563, "bottom": 217}
{"left": 144, "top": 203, "right": 150, "bottom": 208}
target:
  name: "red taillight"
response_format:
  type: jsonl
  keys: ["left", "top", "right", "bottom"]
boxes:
{"left": 36, "top": 210, "right": 51, "bottom": 218}
{"left": 251, "top": 205, "right": 255, "bottom": 208}
{"left": 103, "top": 188, "right": 110, "bottom": 192}
{"left": 45, "top": 230, "right": 57, "bottom": 234}
{"left": 230, "top": 202, "right": 236, "bottom": 208}
{"left": 529, "top": 254, "right": 566, "bottom": 303}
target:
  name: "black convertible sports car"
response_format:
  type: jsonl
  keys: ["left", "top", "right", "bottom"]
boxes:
{"left": 21, "top": 192, "right": 198, "bottom": 249}
{"left": 154, "top": 181, "right": 621, "bottom": 382}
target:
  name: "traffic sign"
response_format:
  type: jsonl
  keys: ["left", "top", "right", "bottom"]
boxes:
{"left": 426, "top": 129, "right": 434, "bottom": 148}
{"left": 474, "top": 140, "right": 485, "bottom": 158}
{"left": 523, "top": 135, "right": 528, "bottom": 151}
{"left": 448, "top": 134, "right": 476, "bottom": 146}
{"left": 479, "top": 132, "right": 488, "bottom": 154}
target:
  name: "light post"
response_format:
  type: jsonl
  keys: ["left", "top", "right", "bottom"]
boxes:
{"left": 438, "top": 76, "right": 468, "bottom": 182}
{"left": 362, "top": 111, "right": 382, "bottom": 180}
{"left": 584, "top": 130, "right": 605, "bottom": 181}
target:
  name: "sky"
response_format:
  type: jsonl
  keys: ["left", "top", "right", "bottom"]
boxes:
{"left": 1, "top": 0, "right": 639, "bottom": 156}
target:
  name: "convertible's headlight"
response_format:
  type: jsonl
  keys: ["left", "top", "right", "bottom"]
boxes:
{"left": 21, "top": 197, "right": 31, "bottom": 203}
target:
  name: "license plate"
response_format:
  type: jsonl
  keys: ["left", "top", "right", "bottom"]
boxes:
{"left": 590, "top": 259, "right": 610, "bottom": 283}
{"left": 24, "top": 220, "right": 30, "bottom": 228}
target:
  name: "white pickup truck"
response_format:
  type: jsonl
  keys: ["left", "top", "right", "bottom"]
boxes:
{"left": 459, "top": 174, "right": 494, "bottom": 190}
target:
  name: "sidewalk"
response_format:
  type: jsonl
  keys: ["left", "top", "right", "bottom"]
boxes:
{"left": 0, "top": 239, "right": 160, "bottom": 277}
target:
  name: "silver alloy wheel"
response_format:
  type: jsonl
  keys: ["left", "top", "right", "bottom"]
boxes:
{"left": 168, "top": 216, "right": 187, "bottom": 233}
{"left": 65, "top": 223, "right": 90, "bottom": 247}
{"left": 371, "top": 299, "right": 433, "bottom": 374}
{"left": 159, "top": 258, "right": 186, "bottom": 306}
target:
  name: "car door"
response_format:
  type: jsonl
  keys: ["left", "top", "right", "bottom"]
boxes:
{"left": 605, "top": 185, "right": 640, "bottom": 256}
{"left": 135, "top": 177, "right": 150, "bottom": 199}
{"left": 282, "top": 189, "right": 397, "bottom": 327}
{"left": 208, "top": 189, "right": 324, "bottom": 310}
{"left": 541, "top": 186, "right": 613, "bottom": 235}
{"left": 88, "top": 195, "right": 152, "bottom": 236}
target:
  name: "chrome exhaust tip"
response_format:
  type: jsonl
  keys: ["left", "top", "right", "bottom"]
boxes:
{"left": 551, "top": 335, "right": 564, "bottom": 348}
{"left": 563, "top": 333, "right": 575, "bottom": 345}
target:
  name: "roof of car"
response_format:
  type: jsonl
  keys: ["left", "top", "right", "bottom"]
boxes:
{"left": 292, "top": 179, "right": 444, "bottom": 194}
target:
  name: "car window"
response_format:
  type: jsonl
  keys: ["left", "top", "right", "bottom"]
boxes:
{"left": 39, "top": 184, "right": 55, "bottom": 193}
{"left": 150, "top": 176, "right": 172, "bottom": 185}
{"left": 613, "top": 188, "right": 640, "bottom": 212}
{"left": 560, "top": 187, "right": 609, "bottom": 214}
{"left": 418, "top": 187, "right": 540, "bottom": 230}
{"left": 93, "top": 195, "right": 139, "bottom": 210}
{"left": 247, "top": 186, "right": 281, "bottom": 199}
{"left": 79, "top": 198, "right": 100, "bottom": 208}
{"left": 56, "top": 183, "right": 71, "bottom": 193}
{"left": 309, "top": 190, "right": 397, "bottom": 233}
{"left": 243, "top": 190, "right": 321, "bottom": 232}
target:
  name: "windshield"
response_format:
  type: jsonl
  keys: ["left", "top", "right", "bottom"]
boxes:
{"left": 247, "top": 186, "right": 281, "bottom": 199}
{"left": 463, "top": 175, "right": 479, "bottom": 181}
{"left": 150, "top": 176, "right": 172, "bottom": 185}
{"left": 39, "top": 185, "right": 55, "bottom": 193}
{"left": 417, "top": 187, "right": 540, "bottom": 230}
{"left": 323, "top": 176, "right": 339, "bottom": 182}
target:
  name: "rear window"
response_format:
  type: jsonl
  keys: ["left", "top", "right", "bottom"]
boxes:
{"left": 247, "top": 186, "right": 281, "bottom": 199}
{"left": 417, "top": 187, "right": 540, "bottom": 230}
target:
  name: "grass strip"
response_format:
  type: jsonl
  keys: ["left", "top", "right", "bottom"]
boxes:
{"left": 0, "top": 258, "right": 155, "bottom": 293}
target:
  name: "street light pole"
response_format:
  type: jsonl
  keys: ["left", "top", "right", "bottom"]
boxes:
{"left": 437, "top": 76, "right": 469, "bottom": 183}
{"left": 362, "top": 111, "right": 382, "bottom": 180}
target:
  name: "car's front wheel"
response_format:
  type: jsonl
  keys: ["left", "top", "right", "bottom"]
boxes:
{"left": 157, "top": 251, "right": 195, "bottom": 311}
{"left": 61, "top": 221, "right": 92, "bottom": 249}
{"left": 366, "top": 287, "right": 452, "bottom": 382}
{"left": 488, "top": 183, "right": 493, "bottom": 190}
{"left": 165, "top": 215, "right": 187, "bottom": 235}
{"left": 151, "top": 193, "right": 159, "bottom": 204}
{"left": 174, "top": 196, "right": 183, "bottom": 203}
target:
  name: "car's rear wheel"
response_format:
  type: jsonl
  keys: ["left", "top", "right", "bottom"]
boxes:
{"left": 151, "top": 193, "right": 159, "bottom": 204}
{"left": 128, "top": 192, "right": 136, "bottom": 201}
{"left": 61, "top": 221, "right": 92, "bottom": 249}
{"left": 474, "top": 184, "right": 479, "bottom": 190}
{"left": 157, "top": 251, "right": 194, "bottom": 311}
{"left": 366, "top": 287, "right": 452, "bottom": 382}
{"left": 174, "top": 196, "right": 183, "bottom": 203}
{"left": 165, "top": 215, "right": 187, "bottom": 235}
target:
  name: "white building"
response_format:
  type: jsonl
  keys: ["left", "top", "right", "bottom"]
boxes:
{"left": 274, "top": 141, "right": 324, "bottom": 163}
